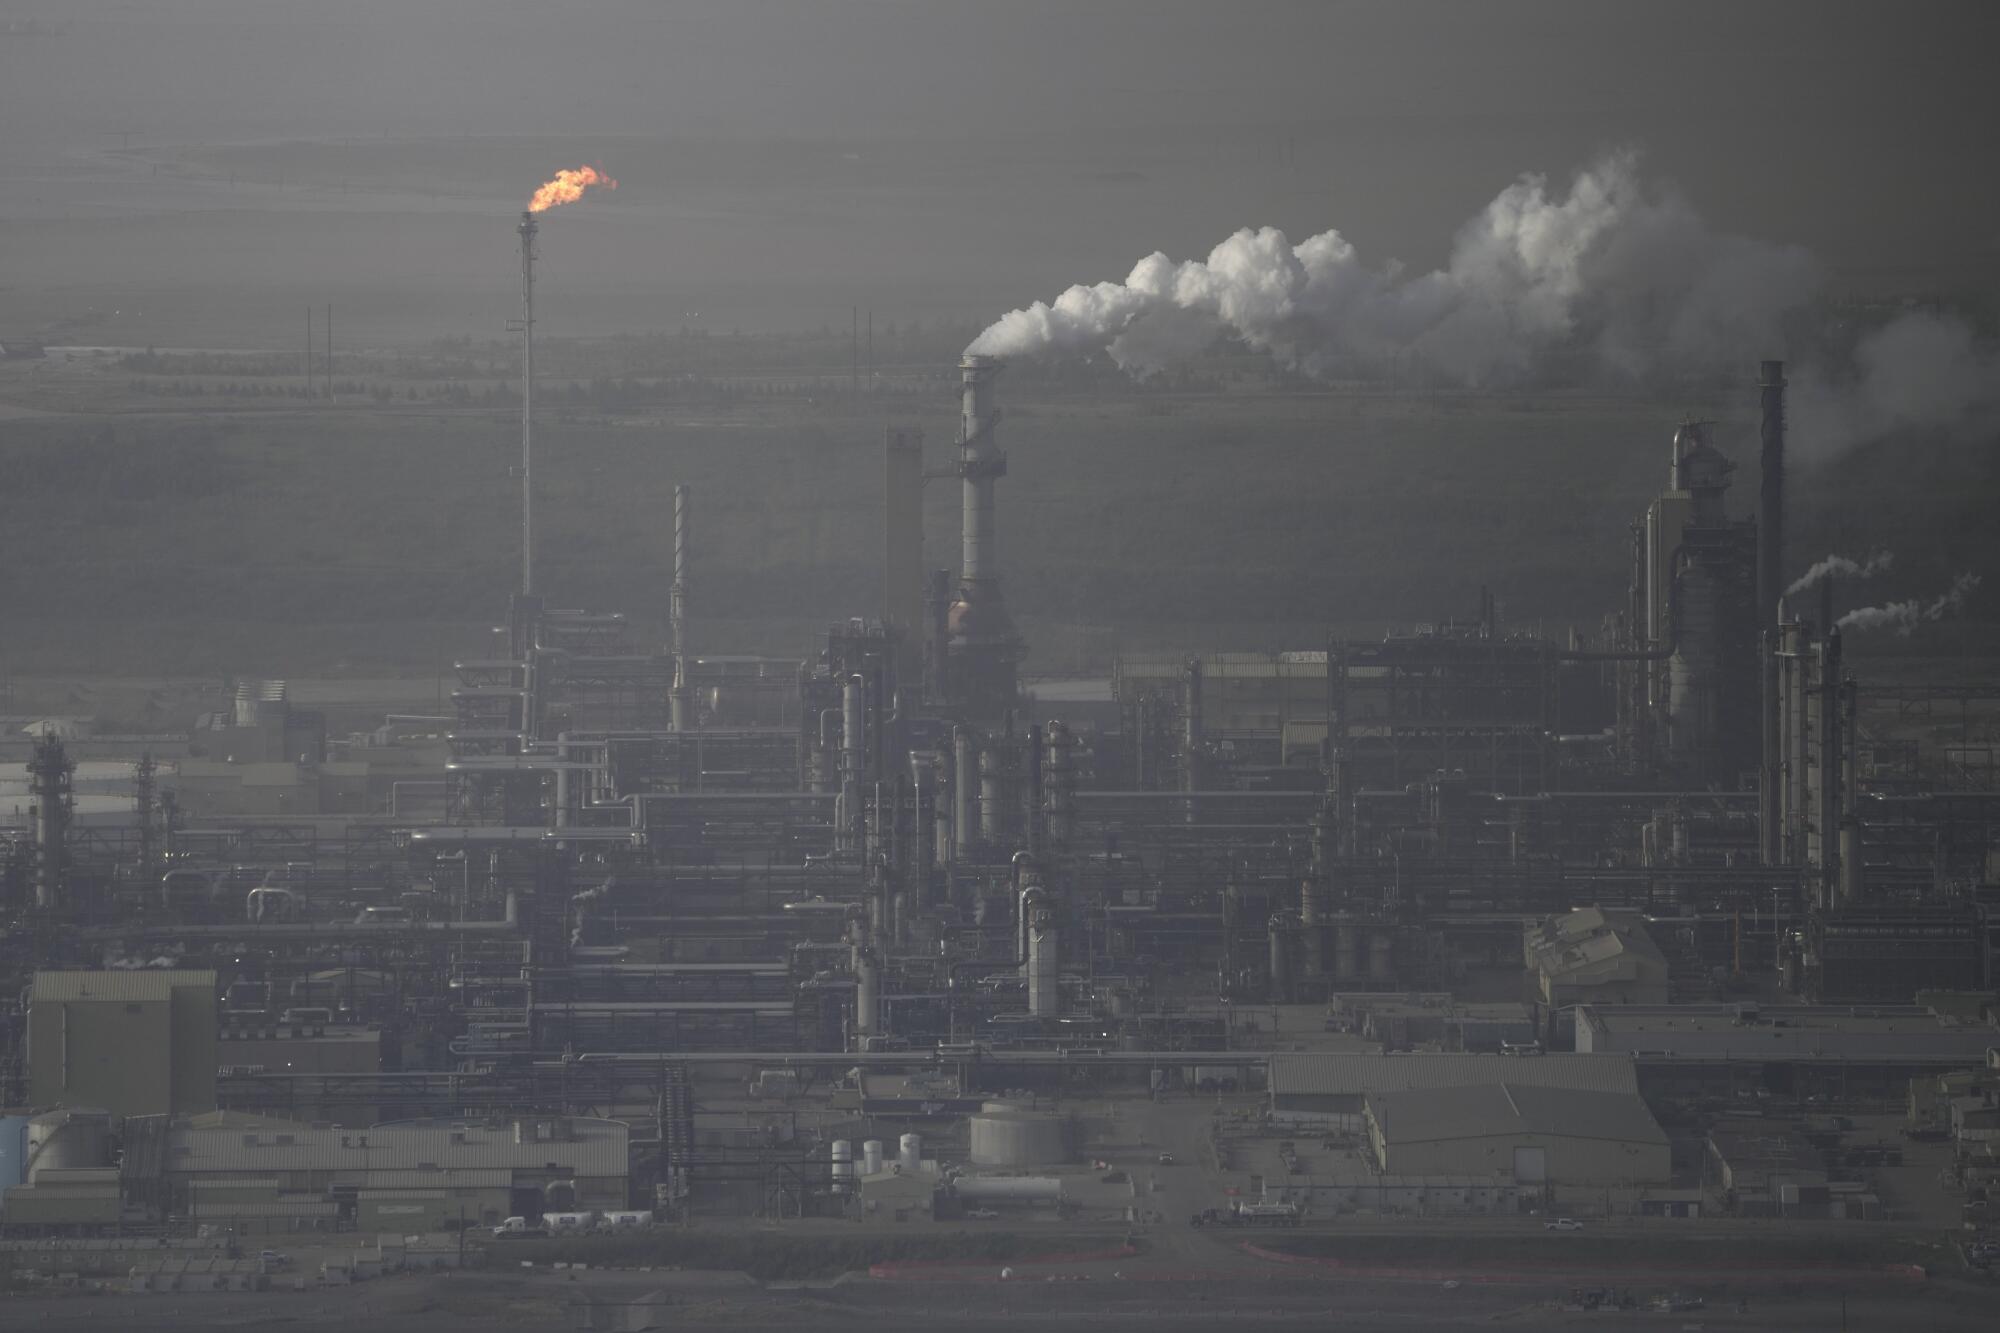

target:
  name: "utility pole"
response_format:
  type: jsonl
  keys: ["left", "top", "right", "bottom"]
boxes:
{"left": 325, "top": 304, "right": 332, "bottom": 397}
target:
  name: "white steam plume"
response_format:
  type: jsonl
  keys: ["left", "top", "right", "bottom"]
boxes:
{"left": 1790, "top": 312, "right": 2000, "bottom": 462}
{"left": 967, "top": 151, "right": 1817, "bottom": 385}
{"left": 1836, "top": 572, "right": 1982, "bottom": 635}
{"left": 1786, "top": 551, "right": 1894, "bottom": 598}
{"left": 969, "top": 153, "right": 2000, "bottom": 458}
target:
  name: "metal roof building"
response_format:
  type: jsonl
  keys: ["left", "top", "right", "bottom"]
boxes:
{"left": 1365, "top": 1082, "right": 1670, "bottom": 1187}
{"left": 1269, "top": 1051, "right": 1641, "bottom": 1130}
{"left": 28, "top": 970, "right": 218, "bottom": 1118}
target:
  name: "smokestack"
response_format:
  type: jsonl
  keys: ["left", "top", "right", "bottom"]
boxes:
{"left": 671, "top": 483, "right": 692, "bottom": 731}
{"left": 1757, "top": 359, "right": 1785, "bottom": 865}
{"left": 518, "top": 211, "right": 539, "bottom": 599}
{"left": 959, "top": 356, "right": 1001, "bottom": 588}
{"left": 948, "top": 356, "right": 1020, "bottom": 716}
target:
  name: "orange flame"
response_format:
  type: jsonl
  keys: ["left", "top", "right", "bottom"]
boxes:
{"left": 528, "top": 165, "right": 617, "bottom": 213}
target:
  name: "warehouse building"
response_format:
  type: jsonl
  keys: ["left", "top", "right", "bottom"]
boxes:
{"left": 1364, "top": 1081, "right": 1670, "bottom": 1188}
{"left": 1525, "top": 908, "right": 1669, "bottom": 1008}
{"left": 1574, "top": 1002, "right": 2000, "bottom": 1101}
{"left": 146, "top": 1112, "right": 630, "bottom": 1234}
{"left": 27, "top": 970, "right": 218, "bottom": 1117}
{"left": 1268, "top": 1051, "right": 1640, "bottom": 1132}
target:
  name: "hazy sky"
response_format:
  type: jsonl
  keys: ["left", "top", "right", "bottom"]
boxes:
{"left": 3, "top": 0, "right": 1994, "bottom": 341}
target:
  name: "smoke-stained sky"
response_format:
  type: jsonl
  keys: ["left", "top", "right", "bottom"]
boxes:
{"left": 2, "top": 0, "right": 1995, "bottom": 341}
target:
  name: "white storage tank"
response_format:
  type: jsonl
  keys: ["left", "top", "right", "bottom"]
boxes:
{"left": 897, "top": 1133, "right": 922, "bottom": 1174}
{"left": 969, "top": 1108, "right": 1071, "bottom": 1167}
{"left": 830, "top": 1139, "right": 854, "bottom": 1194}
{"left": 862, "top": 1139, "right": 884, "bottom": 1176}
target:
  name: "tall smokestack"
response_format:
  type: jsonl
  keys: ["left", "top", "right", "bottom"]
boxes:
{"left": 518, "top": 211, "right": 539, "bottom": 599}
{"left": 671, "top": 482, "right": 692, "bottom": 732}
{"left": 959, "top": 356, "right": 1002, "bottom": 592}
{"left": 1757, "top": 359, "right": 1785, "bottom": 866}
{"left": 947, "top": 355, "right": 1020, "bottom": 715}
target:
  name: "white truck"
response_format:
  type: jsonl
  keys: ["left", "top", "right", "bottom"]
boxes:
{"left": 544, "top": 1211, "right": 598, "bottom": 1232}
{"left": 1232, "top": 1201, "right": 1302, "bottom": 1227}
{"left": 600, "top": 1210, "right": 654, "bottom": 1229}
{"left": 490, "top": 1216, "right": 550, "bottom": 1239}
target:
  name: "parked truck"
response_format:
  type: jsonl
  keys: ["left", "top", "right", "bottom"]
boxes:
{"left": 600, "top": 1210, "right": 654, "bottom": 1229}
{"left": 1231, "top": 1201, "right": 1302, "bottom": 1227}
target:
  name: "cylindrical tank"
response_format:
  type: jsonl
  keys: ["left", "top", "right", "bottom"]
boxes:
{"left": 1268, "top": 915, "right": 1293, "bottom": 1004}
{"left": 979, "top": 748, "right": 1004, "bottom": 844}
{"left": 1668, "top": 560, "right": 1722, "bottom": 767}
{"left": 1045, "top": 721, "right": 1075, "bottom": 847}
{"left": 1335, "top": 918, "right": 1360, "bottom": 981}
{"left": 830, "top": 1139, "right": 854, "bottom": 1194}
{"left": 26, "top": 1110, "right": 112, "bottom": 1182}
{"left": 1027, "top": 907, "right": 1059, "bottom": 1019}
{"left": 853, "top": 948, "right": 881, "bottom": 1039}
{"left": 1298, "top": 880, "right": 1323, "bottom": 979}
{"left": 862, "top": 1140, "right": 884, "bottom": 1176}
{"left": 953, "top": 1175, "right": 1064, "bottom": 1204}
{"left": 953, "top": 727, "right": 976, "bottom": 859}
{"left": 1367, "top": 931, "right": 1394, "bottom": 983}
{"left": 898, "top": 1133, "right": 922, "bottom": 1174}
{"left": 968, "top": 1109, "right": 1071, "bottom": 1167}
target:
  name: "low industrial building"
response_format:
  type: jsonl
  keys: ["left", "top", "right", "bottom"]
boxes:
{"left": 27, "top": 971, "right": 218, "bottom": 1117}
{"left": 1699, "top": 1120, "right": 1879, "bottom": 1218}
{"left": 1525, "top": 908, "right": 1669, "bottom": 1008}
{"left": 138, "top": 1112, "right": 631, "bottom": 1233}
{"left": 1268, "top": 1052, "right": 1640, "bottom": 1132}
{"left": 1364, "top": 1082, "right": 1670, "bottom": 1188}
{"left": 854, "top": 1166, "right": 936, "bottom": 1219}
{"left": 1575, "top": 1002, "right": 2000, "bottom": 1101}
{"left": 1326, "top": 993, "right": 1537, "bottom": 1052}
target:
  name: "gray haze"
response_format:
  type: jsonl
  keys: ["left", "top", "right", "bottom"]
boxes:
{"left": 4, "top": 0, "right": 1998, "bottom": 347}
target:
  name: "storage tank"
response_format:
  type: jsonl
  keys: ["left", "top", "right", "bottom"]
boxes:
{"left": 1367, "top": 931, "right": 1394, "bottom": 983}
{"left": 1027, "top": 906, "right": 1060, "bottom": 1018}
{"left": 862, "top": 1139, "right": 884, "bottom": 1176}
{"left": 898, "top": 1133, "right": 922, "bottom": 1174}
{"left": 953, "top": 1175, "right": 1064, "bottom": 1204}
{"left": 1268, "top": 914, "right": 1293, "bottom": 1004}
{"left": 0, "top": 1116, "right": 30, "bottom": 1194}
{"left": 1334, "top": 918, "right": 1360, "bottom": 981}
{"left": 969, "top": 1108, "right": 1070, "bottom": 1167}
{"left": 830, "top": 1139, "right": 854, "bottom": 1194}
{"left": 853, "top": 948, "right": 880, "bottom": 1039}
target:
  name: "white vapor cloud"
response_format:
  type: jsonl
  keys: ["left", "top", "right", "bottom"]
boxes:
{"left": 968, "top": 152, "right": 1817, "bottom": 385}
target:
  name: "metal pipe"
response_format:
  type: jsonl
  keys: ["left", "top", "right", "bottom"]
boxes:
{"left": 1758, "top": 359, "right": 1786, "bottom": 864}
{"left": 671, "top": 482, "right": 692, "bottom": 732}
{"left": 840, "top": 674, "right": 865, "bottom": 853}
{"left": 1837, "top": 676, "right": 1862, "bottom": 906}
{"left": 950, "top": 726, "right": 975, "bottom": 861}
{"left": 517, "top": 211, "right": 537, "bottom": 598}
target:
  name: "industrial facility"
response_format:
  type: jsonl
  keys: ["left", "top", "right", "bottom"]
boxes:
{"left": 2, "top": 210, "right": 1998, "bottom": 1267}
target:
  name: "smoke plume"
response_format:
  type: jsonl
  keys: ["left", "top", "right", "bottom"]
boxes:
{"left": 967, "top": 152, "right": 1816, "bottom": 385}
{"left": 967, "top": 153, "right": 2000, "bottom": 458}
{"left": 1836, "top": 572, "right": 1982, "bottom": 635}
{"left": 1789, "top": 312, "right": 2000, "bottom": 461}
{"left": 1787, "top": 551, "right": 1894, "bottom": 598}
{"left": 528, "top": 165, "right": 617, "bottom": 213}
